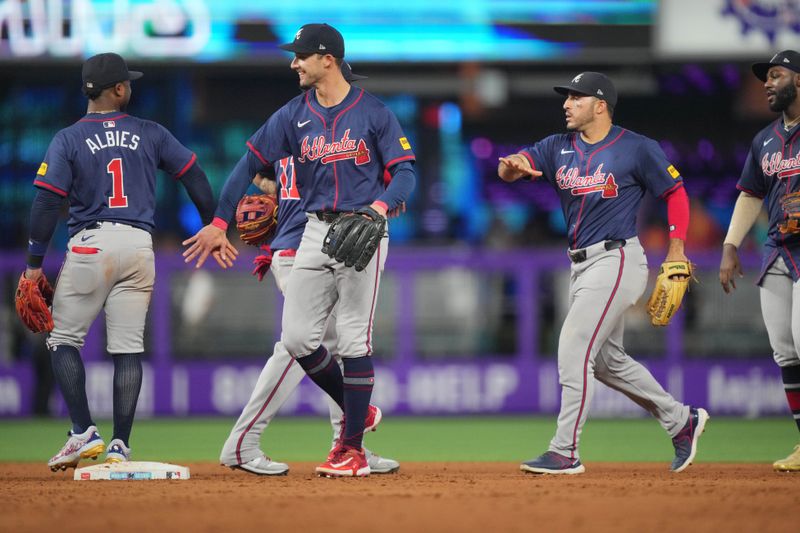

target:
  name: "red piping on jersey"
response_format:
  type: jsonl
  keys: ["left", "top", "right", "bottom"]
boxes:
{"left": 520, "top": 150, "right": 536, "bottom": 171}
{"left": 305, "top": 91, "right": 328, "bottom": 129}
{"left": 79, "top": 114, "right": 129, "bottom": 122}
{"left": 365, "top": 243, "right": 381, "bottom": 355}
{"left": 384, "top": 154, "right": 415, "bottom": 171}
{"left": 570, "top": 129, "right": 626, "bottom": 248}
{"left": 33, "top": 179, "right": 67, "bottom": 197}
{"left": 246, "top": 141, "right": 269, "bottom": 166}
{"left": 330, "top": 88, "right": 365, "bottom": 210}
{"left": 782, "top": 244, "right": 800, "bottom": 278}
{"left": 735, "top": 184, "right": 764, "bottom": 199}
{"left": 659, "top": 181, "right": 683, "bottom": 198}
{"left": 174, "top": 153, "right": 197, "bottom": 179}
{"left": 570, "top": 247, "right": 625, "bottom": 459}
{"left": 571, "top": 135, "right": 584, "bottom": 158}
{"left": 235, "top": 358, "right": 295, "bottom": 464}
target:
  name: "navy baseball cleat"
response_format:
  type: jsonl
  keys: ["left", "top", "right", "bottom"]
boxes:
{"left": 670, "top": 406, "right": 709, "bottom": 473}
{"left": 520, "top": 451, "right": 585, "bottom": 475}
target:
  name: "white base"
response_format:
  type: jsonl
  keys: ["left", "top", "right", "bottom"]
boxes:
{"left": 74, "top": 461, "right": 190, "bottom": 481}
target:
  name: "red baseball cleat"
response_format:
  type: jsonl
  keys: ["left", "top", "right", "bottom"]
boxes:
{"left": 316, "top": 445, "right": 370, "bottom": 477}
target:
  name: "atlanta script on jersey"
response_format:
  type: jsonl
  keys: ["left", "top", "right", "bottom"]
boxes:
{"left": 737, "top": 119, "right": 800, "bottom": 282}
{"left": 520, "top": 125, "right": 683, "bottom": 249}
{"left": 34, "top": 112, "right": 197, "bottom": 236}
{"left": 246, "top": 86, "right": 415, "bottom": 213}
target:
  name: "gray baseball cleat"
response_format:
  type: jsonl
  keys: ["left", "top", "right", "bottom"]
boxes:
{"left": 224, "top": 453, "right": 289, "bottom": 476}
{"left": 365, "top": 448, "right": 400, "bottom": 474}
{"left": 520, "top": 451, "right": 585, "bottom": 475}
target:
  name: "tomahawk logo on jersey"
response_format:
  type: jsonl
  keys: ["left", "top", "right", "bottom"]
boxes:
{"left": 520, "top": 125, "right": 682, "bottom": 249}
{"left": 247, "top": 87, "right": 415, "bottom": 213}
{"left": 34, "top": 113, "right": 197, "bottom": 236}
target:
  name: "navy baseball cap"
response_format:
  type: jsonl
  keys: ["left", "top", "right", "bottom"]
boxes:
{"left": 82, "top": 53, "right": 142, "bottom": 92}
{"left": 342, "top": 61, "right": 367, "bottom": 82}
{"left": 752, "top": 50, "right": 800, "bottom": 82}
{"left": 554, "top": 72, "right": 618, "bottom": 108}
{"left": 279, "top": 23, "right": 345, "bottom": 58}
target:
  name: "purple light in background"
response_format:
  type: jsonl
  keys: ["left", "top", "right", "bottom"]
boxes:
{"left": 720, "top": 64, "right": 741, "bottom": 88}
{"left": 661, "top": 74, "right": 687, "bottom": 95}
{"left": 659, "top": 139, "right": 680, "bottom": 163}
{"left": 470, "top": 137, "right": 494, "bottom": 159}
{"left": 683, "top": 65, "right": 713, "bottom": 94}
{"left": 422, "top": 209, "right": 449, "bottom": 234}
{"left": 697, "top": 139, "right": 715, "bottom": 161}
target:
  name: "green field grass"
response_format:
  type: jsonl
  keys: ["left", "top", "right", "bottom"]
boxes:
{"left": 1, "top": 416, "right": 797, "bottom": 463}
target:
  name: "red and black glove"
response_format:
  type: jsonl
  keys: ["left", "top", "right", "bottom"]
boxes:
{"left": 252, "top": 245, "right": 273, "bottom": 282}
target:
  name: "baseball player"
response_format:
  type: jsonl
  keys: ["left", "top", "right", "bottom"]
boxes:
{"left": 185, "top": 23, "right": 415, "bottom": 477}
{"left": 25, "top": 53, "right": 227, "bottom": 471}
{"left": 219, "top": 63, "right": 399, "bottom": 476}
{"left": 499, "top": 72, "right": 708, "bottom": 474}
{"left": 719, "top": 50, "right": 800, "bottom": 472}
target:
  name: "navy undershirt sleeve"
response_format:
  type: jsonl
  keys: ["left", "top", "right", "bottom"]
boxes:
{"left": 377, "top": 161, "right": 415, "bottom": 209}
{"left": 214, "top": 151, "right": 270, "bottom": 224}
{"left": 26, "top": 187, "right": 64, "bottom": 268}
{"left": 178, "top": 162, "right": 216, "bottom": 225}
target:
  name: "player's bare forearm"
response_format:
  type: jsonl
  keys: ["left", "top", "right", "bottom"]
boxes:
{"left": 664, "top": 238, "right": 687, "bottom": 263}
{"left": 497, "top": 154, "right": 541, "bottom": 182}
{"left": 182, "top": 225, "right": 239, "bottom": 269}
{"left": 719, "top": 242, "right": 743, "bottom": 294}
{"left": 24, "top": 267, "right": 42, "bottom": 280}
{"left": 252, "top": 173, "right": 277, "bottom": 195}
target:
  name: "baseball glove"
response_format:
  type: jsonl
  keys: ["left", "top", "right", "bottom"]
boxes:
{"left": 322, "top": 206, "right": 386, "bottom": 272}
{"left": 15, "top": 272, "right": 54, "bottom": 333}
{"left": 646, "top": 261, "right": 694, "bottom": 327}
{"left": 779, "top": 191, "right": 800, "bottom": 234}
{"left": 236, "top": 194, "right": 278, "bottom": 246}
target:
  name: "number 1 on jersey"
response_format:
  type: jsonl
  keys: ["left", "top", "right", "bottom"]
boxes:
{"left": 107, "top": 157, "right": 128, "bottom": 208}
{"left": 278, "top": 157, "right": 300, "bottom": 200}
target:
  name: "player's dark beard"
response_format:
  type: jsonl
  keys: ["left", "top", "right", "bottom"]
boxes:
{"left": 769, "top": 82, "right": 797, "bottom": 112}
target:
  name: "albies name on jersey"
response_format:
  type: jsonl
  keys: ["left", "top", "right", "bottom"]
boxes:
{"left": 298, "top": 128, "right": 370, "bottom": 166}
{"left": 85, "top": 130, "right": 140, "bottom": 154}
{"left": 762, "top": 152, "right": 800, "bottom": 180}
{"left": 556, "top": 163, "right": 619, "bottom": 198}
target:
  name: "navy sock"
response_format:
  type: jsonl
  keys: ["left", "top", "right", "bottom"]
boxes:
{"left": 341, "top": 356, "right": 374, "bottom": 450}
{"left": 296, "top": 346, "right": 344, "bottom": 410}
{"left": 50, "top": 345, "right": 94, "bottom": 434}
{"left": 112, "top": 353, "right": 143, "bottom": 446}
{"left": 780, "top": 365, "right": 800, "bottom": 432}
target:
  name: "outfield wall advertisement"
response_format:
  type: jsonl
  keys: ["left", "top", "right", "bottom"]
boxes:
{"left": 0, "top": 359, "right": 786, "bottom": 418}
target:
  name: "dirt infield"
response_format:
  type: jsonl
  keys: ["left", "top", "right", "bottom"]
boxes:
{"left": 0, "top": 462, "right": 796, "bottom": 533}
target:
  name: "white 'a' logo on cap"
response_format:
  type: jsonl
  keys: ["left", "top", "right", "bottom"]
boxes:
{"left": 295, "top": 28, "right": 303, "bottom": 40}
{"left": 572, "top": 74, "right": 583, "bottom": 83}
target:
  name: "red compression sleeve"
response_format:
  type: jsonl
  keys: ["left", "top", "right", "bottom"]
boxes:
{"left": 664, "top": 185, "right": 689, "bottom": 241}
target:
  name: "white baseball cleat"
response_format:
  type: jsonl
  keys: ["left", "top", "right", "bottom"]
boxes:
{"left": 48, "top": 425, "right": 105, "bottom": 472}
{"left": 365, "top": 448, "right": 400, "bottom": 474}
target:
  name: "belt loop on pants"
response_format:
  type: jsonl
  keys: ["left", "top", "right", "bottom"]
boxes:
{"left": 568, "top": 239, "right": 626, "bottom": 264}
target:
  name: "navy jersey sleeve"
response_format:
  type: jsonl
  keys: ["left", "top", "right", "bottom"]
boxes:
{"left": 248, "top": 107, "right": 293, "bottom": 166}
{"left": 635, "top": 138, "right": 683, "bottom": 197}
{"left": 519, "top": 135, "right": 559, "bottom": 180}
{"left": 153, "top": 123, "right": 196, "bottom": 178}
{"left": 736, "top": 137, "right": 768, "bottom": 198}
{"left": 374, "top": 106, "right": 415, "bottom": 169}
{"left": 33, "top": 130, "right": 72, "bottom": 197}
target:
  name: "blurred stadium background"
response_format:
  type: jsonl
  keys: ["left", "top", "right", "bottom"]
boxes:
{"left": 0, "top": 0, "right": 797, "bottom": 426}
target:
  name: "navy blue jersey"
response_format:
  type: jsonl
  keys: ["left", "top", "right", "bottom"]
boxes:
{"left": 34, "top": 112, "right": 196, "bottom": 236}
{"left": 247, "top": 86, "right": 415, "bottom": 212}
{"left": 270, "top": 156, "right": 306, "bottom": 251}
{"left": 520, "top": 125, "right": 683, "bottom": 249}
{"left": 737, "top": 120, "right": 800, "bottom": 282}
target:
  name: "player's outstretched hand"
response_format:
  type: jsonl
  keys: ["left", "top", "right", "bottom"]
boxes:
{"left": 719, "top": 243, "right": 743, "bottom": 294}
{"left": 498, "top": 153, "right": 542, "bottom": 182}
{"left": 182, "top": 224, "right": 239, "bottom": 269}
